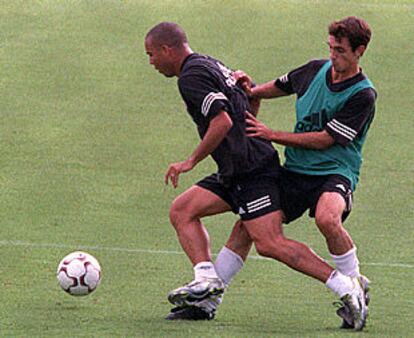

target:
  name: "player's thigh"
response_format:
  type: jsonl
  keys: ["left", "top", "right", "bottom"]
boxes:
{"left": 171, "top": 185, "right": 232, "bottom": 220}
{"left": 242, "top": 210, "right": 284, "bottom": 243}
{"left": 313, "top": 174, "right": 353, "bottom": 224}
{"left": 315, "top": 191, "right": 346, "bottom": 226}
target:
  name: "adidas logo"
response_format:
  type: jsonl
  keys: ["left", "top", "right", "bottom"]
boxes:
{"left": 246, "top": 195, "right": 271, "bottom": 213}
{"left": 336, "top": 184, "right": 346, "bottom": 192}
{"left": 279, "top": 73, "right": 289, "bottom": 83}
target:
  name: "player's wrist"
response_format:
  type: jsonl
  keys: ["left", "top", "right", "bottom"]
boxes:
{"left": 186, "top": 156, "right": 198, "bottom": 169}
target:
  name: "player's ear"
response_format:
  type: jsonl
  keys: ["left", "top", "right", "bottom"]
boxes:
{"left": 355, "top": 45, "right": 366, "bottom": 58}
{"left": 160, "top": 44, "right": 173, "bottom": 56}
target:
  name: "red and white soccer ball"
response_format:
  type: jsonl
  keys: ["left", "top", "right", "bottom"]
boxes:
{"left": 57, "top": 251, "right": 102, "bottom": 296}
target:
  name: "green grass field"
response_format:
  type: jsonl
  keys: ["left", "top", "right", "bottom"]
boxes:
{"left": 0, "top": 0, "right": 413, "bottom": 337}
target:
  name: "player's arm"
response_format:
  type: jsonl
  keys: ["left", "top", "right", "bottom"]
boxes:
{"left": 234, "top": 70, "right": 289, "bottom": 99}
{"left": 238, "top": 60, "right": 326, "bottom": 106}
{"left": 325, "top": 89, "right": 376, "bottom": 146}
{"left": 251, "top": 80, "right": 289, "bottom": 99}
{"left": 233, "top": 70, "right": 288, "bottom": 118}
{"left": 165, "top": 110, "right": 233, "bottom": 188}
{"left": 188, "top": 110, "right": 232, "bottom": 166}
{"left": 246, "top": 112, "right": 334, "bottom": 149}
{"left": 246, "top": 88, "right": 376, "bottom": 149}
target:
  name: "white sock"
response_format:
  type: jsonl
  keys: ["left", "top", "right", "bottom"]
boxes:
{"left": 325, "top": 270, "right": 355, "bottom": 298}
{"left": 331, "top": 246, "right": 360, "bottom": 278}
{"left": 214, "top": 246, "right": 244, "bottom": 286}
{"left": 196, "top": 247, "right": 244, "bottom": 313}
{"left": 194, "top": 261, "right": 218, "bottom": 281}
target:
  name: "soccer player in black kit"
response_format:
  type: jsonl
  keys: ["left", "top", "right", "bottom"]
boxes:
{"left": 144, "top": 22, "right": 366, "bottom": 326}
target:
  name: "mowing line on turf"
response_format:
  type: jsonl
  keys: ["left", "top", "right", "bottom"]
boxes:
{"left": 0, "top": 239, "right": 413, "bottom": 269}
{"left": 288, "top": 0, "right": 413, "bottom": 10}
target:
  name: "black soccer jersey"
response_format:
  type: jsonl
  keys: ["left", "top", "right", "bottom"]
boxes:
{"left": 178, "top": 53, "right": 279, "bottom": 181}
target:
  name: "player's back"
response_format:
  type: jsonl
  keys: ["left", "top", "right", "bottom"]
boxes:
{"left": 179, "top": 54, "right": 248, "bottom": 129}
{"left": 178, "top": 53, "right": 280, "bottom": 181}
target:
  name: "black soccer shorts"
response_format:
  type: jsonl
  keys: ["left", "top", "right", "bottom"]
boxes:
{"left": 196, "top": 171, "right": 282, "bottom": 221}
{"left": 279, "top": 168, "right": 353, "bottom": 224}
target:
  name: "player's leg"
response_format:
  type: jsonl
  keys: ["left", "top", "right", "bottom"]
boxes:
{"left": 313, "top": 176, "right": 359, "bottom": 275}
{"left": 169, "top": 184, "right": 232, "bottom": 265}
{"left": 222, "top": 219, "right": 253, "bottom": 262}
{"left": 228, "top": 171, "right": 338, "bottom": 282}
{"left": 240, "top": 168, "right": 367, "bottom": 331}
{"left": 167, "top": 180, "right": 233, "bottom": 308}
{"left": 244, "top": 210, "right": 333, "bottom": 281}
{"left": 314, "top": 179, "right": 369, "bottom": 329}
{"left": 315, "top": 192, "right": 354, "bottom": 256}
{"left": 243, "top": 211, "right": 368, "bottom": 330}
{"left": 166, "top": 219, "right": 250, "bottom": 321}
{"left": 184, "top": 220, "right": 252, "bottom": 317}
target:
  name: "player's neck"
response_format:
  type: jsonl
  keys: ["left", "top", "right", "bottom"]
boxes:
{"left": 331, "top": 64, "right": 360, "bottom": 84}
{"left": 176, "top": 45, "right": 193, "bottom": 77}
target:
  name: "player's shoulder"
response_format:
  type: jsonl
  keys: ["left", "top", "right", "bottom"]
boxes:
{"left": 352, "top": 87, "right": 377, "bottom": 104}
{"left": 288, "top": 59, "right": 328, "bottom": 80}
{"left": 179, "top": 54, "right": 214, "bottom": 83}
{"left": 179, "top": 53, "right": 229, "bottom": 90}
{"left": 296, "top": 58, "right": 328, "bottom": 72}
{"left": 359, "top": 72, "right": 377, "bottom": 98}
{"left": 181, "top": 53, "right": 217, "bottom": 74}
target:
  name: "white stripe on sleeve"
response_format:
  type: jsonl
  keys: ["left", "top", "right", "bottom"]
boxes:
{"left": 201, "top": 92, "right": 228, "bottom": 117}
{"left": 327, "top": 119, "right": 357, "bottom": 141}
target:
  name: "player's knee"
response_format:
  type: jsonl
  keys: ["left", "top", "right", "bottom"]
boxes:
{"left": 315, "top": 212, "right": 342, "bottom": 235}
{"left": 254, "top": 241, "right": 272, "bottom": 258}
{"left": 169, "top": 199, "right": 192, "bottom": 229}
{"left": 254, "top": 235, "right": 286, "bottom": 259}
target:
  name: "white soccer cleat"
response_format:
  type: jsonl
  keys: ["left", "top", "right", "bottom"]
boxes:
{"left": 168, "top": 278, "right": 225, "bottom": 307}
{"left": 340, "top": 276, "right": 368, "bottom": 331}
{"left": 336, "top": 275, "right": 370, "bottom": 329}
{"left": 358, "top": 275, "right": 371, "bottom": 306}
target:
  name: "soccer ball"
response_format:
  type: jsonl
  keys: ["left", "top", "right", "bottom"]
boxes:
{"left": 57, "top": 251, "right": 101, "bottom": 296}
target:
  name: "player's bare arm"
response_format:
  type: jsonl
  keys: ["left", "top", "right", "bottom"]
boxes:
{"left": 246, "top": 112, "right": 334, "bottom": 150}
{"left": 165, "top": 110, "right": 233, "bottom": 188}
{"left": 233, "top": 70, "right": 288, "bottom": 99}
{"left": 251, "top": 81, "right": 288, "bottom": 99}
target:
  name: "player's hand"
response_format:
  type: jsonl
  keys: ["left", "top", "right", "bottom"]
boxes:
{"left": 233, "top": 70, "right": 253, "bottom": 96}
{"left": 245, "top": 112, "right": 273, "bottom": 140}
{"left": 165, "top": 159, "right": 195, "bottom": 188}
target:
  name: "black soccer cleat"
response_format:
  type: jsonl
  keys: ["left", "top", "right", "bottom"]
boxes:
{"left": 165, "top": 306, "right": 215, "bottom": 321}
{"left": 337, "top": 306, "right": 354, "bottom": 329}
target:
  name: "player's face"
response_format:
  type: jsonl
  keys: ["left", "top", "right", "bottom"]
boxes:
{"left": 327, "top": 35, "right": 360, "bottom": 74}
{"left": 145, "top": 38, "right": 176, "bottom": 77}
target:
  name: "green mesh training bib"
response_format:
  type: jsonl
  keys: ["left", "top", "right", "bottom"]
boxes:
{"left": 284, "top": 60, "right": 374, "bottom": 190}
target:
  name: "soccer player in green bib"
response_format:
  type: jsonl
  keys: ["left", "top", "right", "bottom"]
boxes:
{"left": 238, "top": 16, "right": 376, "bottom": 330}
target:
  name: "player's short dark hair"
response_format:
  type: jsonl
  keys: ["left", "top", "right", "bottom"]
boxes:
{"left": 329, "top": 16, "right": 371, "bottom": 51}
{"left": 145, "top": 22, "right": 188, "bottom": 48}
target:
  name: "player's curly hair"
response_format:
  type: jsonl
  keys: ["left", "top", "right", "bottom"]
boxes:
{"left": 146, "top": 22, "right": 188, "bottom": 48}
{"left": 329, "top": 16, "right": 371, "bottom": 51}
